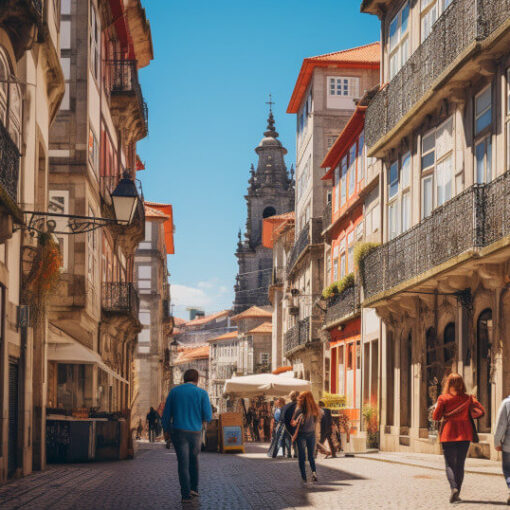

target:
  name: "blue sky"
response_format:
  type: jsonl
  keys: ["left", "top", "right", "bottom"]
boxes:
{"left": 137, "top": 0, "right": 379, "bottom": 320}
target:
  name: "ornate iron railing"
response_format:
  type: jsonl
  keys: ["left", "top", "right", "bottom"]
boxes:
{"left": 325, "top": 284, "right": 360, "bottom": 326}
{"left": 365, "top": 0, "right": 510, "bottom": 149}
{"left": 284, "top": 316, "right": 310, "bottom": 354}
{"left": 286, "top": 218, "right": 322, "bottom": 274}
{"left": 102, "top": 282, "right": 140, "bottom": 319}
{"left": 0, "top": 121, "right": 20, "bottom": 204}
{"left": 362, "top": 172, "right": 510, "bottom": 300}
{"left": 108, "top": 59, "right": 148, "bottom": 133}
{"left": 30, "top": 0, "right": 43, "bottom": 17}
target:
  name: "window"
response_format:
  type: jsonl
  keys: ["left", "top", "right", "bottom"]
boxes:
{"left": 340, "top": 156, "right": 347, "bottom": 206}
{"left": 421, "top": 116, "right": 454, "bottom": 217}
{"left": 139, "top": 311, "right": 150, "bottom": 326}
{"left": 334, "top": 165, "right": 340, "bottom": 211}
{"left": 421, "top": 0, "right": 455, "bottom": 43}
{"left": 389, "top": 1, "right": 410, "bottom": 79}
{"left": 89, "top": 3, "right": 100, "bottom": 80}
{"left": 388, "top": 152, "right": 411, "bottom": 239}
{"left": 138, "top": 329, "right": 150, "bottom": 343}
{"left": 0, "top": 50, "right": 8, "bottom": 125}
{"left": 87, "top": 206, "right": 97, "bottom": 284}
{"left": 61, "top": 0, "right": 71, "bottom": 14}
{"left": 347, "top": 231, "right": 354, "bottom": 274}
{"left": 358, "top": 131, "right": 365, "bottom": 182}
{"left": 326, "top": 251, "right": 331, "bottom": 283}
{"left": 475, "top": 86, "right": 492, "bottom": 136}
{"left": 297, "top": 156, "right": 311, "bottom": 201}
{"left": 388, "top": 201, "right": 399, "bottom": 240}
{"left": 61, "top": 20, "right": 71, "bottom": 49}
{"left": 327, "top": 136, "right": 337, "bottom": 149}
{"left": 88, "top": 128, "right": 99, "bottom": 174}
{"left": 332, "top": 244, "right": 339, "bottom": 281}
{"left": 475, "top": 137, "right": 492, "bottom": 184}
{"left": 60, "top": 57, "right": 70, "bottom": 110}
{"left": 260, "top": 352, "right": 270, "bottom": 365}
{"left": 348, "top": 144, "right": 356, "bottom": 197}
{"left": 138, "top": 265, "right": 151, "bottom": 291}
{"left": 389, "top": 161, "right": 399, "bottom": 199}
{"left": 328, "top": 77, "right": 359, "bottom": 97}
{"left": 340, "top": 240, "right": 346, "bottom": 278}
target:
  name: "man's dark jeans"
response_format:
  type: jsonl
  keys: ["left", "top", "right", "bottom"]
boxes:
{"left": 502, "top": 451, "right": 510, "bottom": 488}
{"left": 171, "top": 429, "right": 202, "bottom": 499}
{"left": 442, "top": 441, "right": 470, "bottom": 491}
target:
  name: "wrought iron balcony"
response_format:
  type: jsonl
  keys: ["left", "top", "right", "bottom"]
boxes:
{"left": 108, "top": 59, "right": 149, "bottom": 137}
{"left": 284, "top": 316, "right": 311, "bottom": 354}
{"left": 0, "top": 121, "right": 19, "bottom": 205}
{"left": 286, "top": 218, "right": 323, "bottom": 275}
{"left": 365, "top": 0, "right": 510, "bottom": 150}
{"left": 215, "top": 362, "right": 237, "bottom": 380}
{"left": 324, "top": 285, "right": 360, "bottom": 328}
{"left": 362, "top": 171, "right": 510, "bottom": 301}
{"left": 102, "top": 282, "right": 140, "bottom": 321}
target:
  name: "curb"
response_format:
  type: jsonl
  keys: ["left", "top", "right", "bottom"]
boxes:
{"left": 355, "top": 454, "right": 501, "bottom": 477}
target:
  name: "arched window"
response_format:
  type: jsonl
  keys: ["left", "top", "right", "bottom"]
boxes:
{"left": 263, "top": 206, "right": 276, "bottom": 218}
{"left": 8, "top": 82, "right": 21, "bottom": 149}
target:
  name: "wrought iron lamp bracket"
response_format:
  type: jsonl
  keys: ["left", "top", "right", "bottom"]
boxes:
{"left": 16, "top": 211, "right": 122, "bottom": 236}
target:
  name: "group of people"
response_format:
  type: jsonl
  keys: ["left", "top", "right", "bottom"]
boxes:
{"left": 245, "top": 402, "right": 272, "bottom": 442}
{"left": 135, "top": 406, "right": 162, "bottom": 442}
{"left": 159, "top": 367, "right": 510, "bottom": 505}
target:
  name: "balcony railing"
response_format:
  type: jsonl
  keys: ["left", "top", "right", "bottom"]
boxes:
{"left": 325, "top": 285, "right": 360, "bottom": 327}
{"left": 287, "top": 218, "right": 323, "bottom": 275}
{"left": 102, "top": 282, "right": 140, "bottom": 320}
{"left": 362, "top": 171, "right": 510, "bottom": 300}
{"left": 284, "top": 316, "right": 311, "bottom": 354}
{"left": 365, "top": 0, "right": 510, "bottom": 150}
{"left": 108, "top": 59, "right": 148, "bottom": 134}
{"left": 0, "top": 121, "right": 19, "bottom": 204}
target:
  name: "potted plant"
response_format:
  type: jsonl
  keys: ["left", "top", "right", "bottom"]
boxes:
{"left": 362, "top": 403, "right": 379, "bottom": 449}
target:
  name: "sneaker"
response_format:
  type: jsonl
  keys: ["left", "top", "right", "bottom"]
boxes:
{"left": 190, "top": 490, "right": 199, "bottom": 498}
{"left": 182, "top": 498, "right": 193, "bottom": 505}
{"left": 449, "top": 489, "right": 459, "bottom": 503}
{"left": 311, "top": 472, "right": 318, "bottom": 482}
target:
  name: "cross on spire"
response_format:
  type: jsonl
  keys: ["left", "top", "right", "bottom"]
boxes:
{"left": 266, "top": 93, "right": 275, "bottom": 113}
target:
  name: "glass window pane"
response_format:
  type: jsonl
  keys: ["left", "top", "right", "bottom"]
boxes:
{"left": 402, "top": 192, "right": 410, "bottom": 232}
{"left": 401, "top": 152, "right": 411, "bottom": 188}
{"left": 389, "top": 162, "right": 399, "bottom": 198}
{"left": 390, "top": 16, "right": 399, "bottom": 50}
{"left": 476, "top": 87, "right": 491, "bottom": 116}
{"left": 476, "top": 109, "right": 492, "bottom": 135}
{"left": 436, "top": 155, "right": 452, "bottom": 206}
{"left": 422, "top": 176, "right": 433, "bottom": 218}
{"left": 401, "top": 2, "right": 410, "bottom": 33}
{"left": 422, "top": 131, "right": 435, "bottom": 153}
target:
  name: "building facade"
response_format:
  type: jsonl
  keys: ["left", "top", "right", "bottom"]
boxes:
{"left": 284, "top": 44, "right": 380, "bottom": 399}
{"left": 0, "top": 0, "right": 64, "bottom": 482}
{"left": 173, "top": 344, "right": 209, "bottom": 390}
{"left": 361, "top": 0, "right": 510, "bottom": 459}
{"left": 234, "top": 110, "right": 294, "bottom": 313}
{"left": 132, "top": 202, "right": 174, "bottom": 431}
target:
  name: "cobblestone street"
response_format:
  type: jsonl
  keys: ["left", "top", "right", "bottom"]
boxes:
{"left": 1, "top": 442, "right": 509, "bottom": 510}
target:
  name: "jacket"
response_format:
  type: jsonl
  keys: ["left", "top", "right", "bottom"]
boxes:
{"left": 432, "top": 393, "right": 485, "bottom": 443}
{"left": 281, "top": 401, "right": 297, "bottom": 434}
{"left": 320, "top": 408, "right": 333, "bottom": 437}
{"left": 494, "top": 396, "right": 510, "bottom": 452}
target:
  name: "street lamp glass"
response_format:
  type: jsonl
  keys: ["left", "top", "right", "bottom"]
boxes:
{"left": 111, "top": 172, "right": 139, "bottom": 225}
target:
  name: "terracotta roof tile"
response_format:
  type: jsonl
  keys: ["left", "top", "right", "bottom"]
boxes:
{"left": 185, "top": 310, "right": 230, "bottom": 327}
{"left": 174, "top": 344, "right": 210, "bottom": 364}
{"left": 246, "top": 321, "right": 272, "bottom": 335}
{"left": 207, "top": 330, "right": 238, "bottom": 342}
{"left": 231, "top": 306, "right": 272, "bottom": 323}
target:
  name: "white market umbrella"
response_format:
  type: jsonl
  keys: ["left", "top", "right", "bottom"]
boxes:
{"left": 223, "top": 373, "right": 312, "bottom": 398}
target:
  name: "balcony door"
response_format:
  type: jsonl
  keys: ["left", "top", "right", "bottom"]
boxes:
{"left": 476, "top": 309, "right": 492, "bottom": 433}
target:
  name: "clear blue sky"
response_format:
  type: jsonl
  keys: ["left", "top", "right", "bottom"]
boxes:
{"left": 137, "top": 0, "right": 379, "bottom": 320}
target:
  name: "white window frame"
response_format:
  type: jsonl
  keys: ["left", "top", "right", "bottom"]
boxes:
{"left": 328, "top": 77, "right": 359, "bottom": 98}
{"left": 474, "top": 85, "right": 493, "bottom": 184}
{"left": 389, "top": 1, "right": 410, "bottom": 80}
{"left": 348, "top": 144, "right": 356, "bottom": 198}
{"left": 421, "top": 0, "right": 454, "bottom": 43}
{"left": 388, "top": 152, "right": 411, "bottom": 240}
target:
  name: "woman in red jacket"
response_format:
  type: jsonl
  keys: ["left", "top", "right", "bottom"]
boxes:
{"left": 433, "top": 373, "right": 485, "bottom": 503}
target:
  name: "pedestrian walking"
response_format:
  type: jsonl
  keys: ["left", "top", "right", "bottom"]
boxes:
{"left": 136, "top": 419, "right": 143, "bottom": 440}
{"left": 146, "top": 407, "right": 160, "bottom": 443}
{"left": 281, "top": 391, "right": 299, "bottom": 458}
{"left": 162, "top": 368, "right": 212, "bottom": 505}
{"left": 252, "top": 406, "right": 260, "bottom": 442}
{"left": 494, "top": 394, "right": 510, "bottom": 505}
{"left": 291, "top": 391, "right": 321, "bottom": 486}
{"left": 318, "top": 401, "right": 336, "bottom": 458}
{"left": 432, "top": 373, "right": 485, "bottom": 504}
{"left": 268, "top": 398, "right": 286, "bottom": 457}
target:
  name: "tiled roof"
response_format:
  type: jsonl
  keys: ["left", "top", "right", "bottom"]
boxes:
{"left": 174, "top": 344, "right": 210, "bottom": 364}
{"left": 186, "top": 310, "right": 230, "bottom": 327}
{"left": 173, "top": 317, "right": 187, "bottom": 326}
{"left": 143, "top": 201, "right": 175, "bottom": 255}
{"left": 246, "top": 321, "right": 272, "bottom": 335}
{"left": 144, "top": 205, "right": 170, "bottom": 219}
{"left": 272, "top": 366, "right": 293, "bottom": 375}
{"left": 262, "top": 212, "right": 295, "bottom": 249}
{"left": 287, "top": 42, "right": 380, "bottom": 113}
{"left": 231, "top": 306, "right": 272, "bottom": 323}
{"left": 207, "top": 330, "right": 238, "bottom": 343}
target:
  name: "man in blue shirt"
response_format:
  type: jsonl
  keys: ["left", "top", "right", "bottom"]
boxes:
{"left": 162, "top": 369, "right": 212, "bottom": 504}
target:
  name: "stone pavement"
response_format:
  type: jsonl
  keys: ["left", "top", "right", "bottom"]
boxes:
{"left": 0, "top": 442, "right": 509, "bottom": 510}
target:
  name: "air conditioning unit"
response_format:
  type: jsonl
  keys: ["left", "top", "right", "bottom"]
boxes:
{"left": 289, "top": 306, "right": 299, "bottom": 316}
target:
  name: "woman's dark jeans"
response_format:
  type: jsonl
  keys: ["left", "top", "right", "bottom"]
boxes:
{"left": 171, "top": 429, "right": 202, "bottom": 499}
{"left": 296, "top": 432, "right": 316, "bottom": 481}
{"left": 442, "top": 441, "right": 470, "bottom": 491}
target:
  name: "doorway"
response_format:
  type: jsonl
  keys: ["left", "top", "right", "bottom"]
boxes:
{"left": 477, "top": 309, "right": 492, "bottom": 432}
{"left": 8, "top": 361, "right": 19, "bottom": 477}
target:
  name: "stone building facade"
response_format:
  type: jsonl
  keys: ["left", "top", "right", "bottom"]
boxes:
{"left": 233, "top": 110, "right": 294, "bottom": 313}
{"left": 0, "top": 0, "right": 64, "bottom": 482}
{"left": 361, "top": 0, "right": 510, "bottom": 459}
{"left": 173, "top": 345, "right": 209, "bottom": 390}
{"left": 283, "top": 44, "right": 380, "bottom": 399}
{"left": 132, "top": 202, "right": 174, "bottom": 431}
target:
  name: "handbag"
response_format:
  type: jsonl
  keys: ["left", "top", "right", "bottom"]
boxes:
{"left": 469, "top": 395, "right": 484, "bottom": 443}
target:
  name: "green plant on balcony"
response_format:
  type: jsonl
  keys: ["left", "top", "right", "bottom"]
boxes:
{"left": 322, "top": 273, "right": 355, "bottom": 300}
{"left": 354, "top": 242, "right": 380, "bottom": 271}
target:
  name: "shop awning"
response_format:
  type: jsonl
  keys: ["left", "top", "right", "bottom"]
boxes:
{"left": 223, "top": 373, "right": 311, "bottom": 398}
{"left": 48, "top": 328, "right": 128, "bottom": 384}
